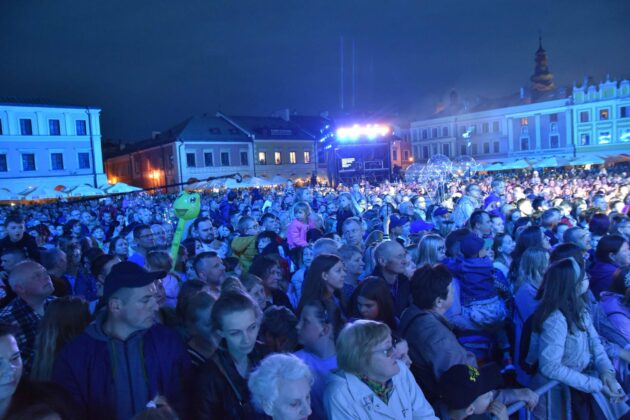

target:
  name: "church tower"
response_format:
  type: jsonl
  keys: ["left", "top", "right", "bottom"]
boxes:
{"left": 530, "top": 36, "right": 555, "bottom": 101}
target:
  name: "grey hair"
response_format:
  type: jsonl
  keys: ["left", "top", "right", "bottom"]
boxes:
{"left": 312, "top": 238, "right": 340, "bottom": 258}
{"left": 248, "top": 353, "right": 314, "bottom": 415}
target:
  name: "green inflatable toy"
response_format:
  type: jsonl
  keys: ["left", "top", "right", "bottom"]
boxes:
{"left": 170, "top": 191, "right": 201, "bottom": 266}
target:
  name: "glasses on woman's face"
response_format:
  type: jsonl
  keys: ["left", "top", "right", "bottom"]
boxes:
{"left": 372, "top": 346, "right": 396, "bottom": 358}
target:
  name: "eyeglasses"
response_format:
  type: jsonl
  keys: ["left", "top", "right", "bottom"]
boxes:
{"left": 372, "top": 346, "right": 396, "bottom": 358}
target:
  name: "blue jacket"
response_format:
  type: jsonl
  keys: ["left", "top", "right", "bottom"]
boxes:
{"left": 588, "top": 258, "right": 619, "bottom": 299}
{"left": 52, "top": 312, "right": 191, "bottom": 420}
{"left": 449, "top": 257, "right": 498, "bottom": 304}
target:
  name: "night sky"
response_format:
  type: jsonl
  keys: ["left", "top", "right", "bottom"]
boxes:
{"left": 1, "top": 0, "right": 629, "bottom": 141}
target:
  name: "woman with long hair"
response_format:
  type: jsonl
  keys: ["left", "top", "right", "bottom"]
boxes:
{"left": 508, "top": 226, "right": 551, "bottom": 284}
{"left": 31, "top": 297, "right": 91, "bottom": 381}
{"left": 194, "top": 290, "right": 267, "bottom": 418}
{"left": 336, "top": 192, "right": 362, "bottom": 236}
{"left": 492, "top": 233, "right": 515, "bottom": 278}
{"left": 588, "top": 235, "right": 630, "bottom": 298}
{"left": 296, "top": 254, "right": 346, "bottom": 316}
{"left": 531, "top": 258, "right": 628, "bottom": 419}
{"left": 347, "top": 276, "right": 397, "bottom": 331}
{"left": 108, "top": 236, "right": 129, "bottom": 262}
{"left": 415, "top": 234, "right": 446, "bottom": 267}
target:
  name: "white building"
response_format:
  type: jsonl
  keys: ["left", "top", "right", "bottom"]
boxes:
{"left": 0, "top": 102, "right": 107, "bottom": 191}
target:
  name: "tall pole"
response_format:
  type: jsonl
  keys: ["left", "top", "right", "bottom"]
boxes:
{"left": 352, "top": 39, "right": 356, "bottom": 109}
{"left": 340, "top": 36, "right": 344, "bottom": 112}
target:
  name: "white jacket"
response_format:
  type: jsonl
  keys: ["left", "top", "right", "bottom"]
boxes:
{"left": 324, "top": 362, "right": 438, "bottom": 419}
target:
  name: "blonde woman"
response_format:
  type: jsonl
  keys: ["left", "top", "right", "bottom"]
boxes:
{"left": 416, "top": 234, "right": 446, "bottom": 267}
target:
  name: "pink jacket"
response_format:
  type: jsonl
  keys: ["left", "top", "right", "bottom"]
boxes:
{"left": 287, "top": 219, "right": 315, "bottom": 249}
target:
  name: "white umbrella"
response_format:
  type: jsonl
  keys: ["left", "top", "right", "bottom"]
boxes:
{"left": 26, "top": 187, "right": 67, "bottom": 200}
{"left": 223, "top": 178, "right": 245, "bottom": 189}
{"left": 269, "top": 175, "right": 289, "bottom": 185}
{"left": 248, "top": 177, "right": 272, "bottom": 187}
{"left": 67, "top": 184, "right": 106, "bottom": 197}
{"left": 503, "top": 159, "right": 531, "bottom": 170}
{"left": 484, "top": 162, "right": 505, "bottom": 172}
{"left": 569, "top": 155, "right": 605, "bottom": 166}
{"left": 105, "top": 182, "right": 142, "bottom": 194}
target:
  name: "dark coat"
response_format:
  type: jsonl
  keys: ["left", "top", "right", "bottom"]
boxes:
{"left": 0, "top": 233, "right": 41, "bottom": 262}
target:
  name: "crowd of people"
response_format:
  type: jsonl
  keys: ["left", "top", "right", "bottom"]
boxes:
{"left": 0, "top": 164, "right": 629, "bottom": 419}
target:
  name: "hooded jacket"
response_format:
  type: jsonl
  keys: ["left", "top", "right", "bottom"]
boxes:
{"left": 449, "top": 257, "right": 497, "bottom": 304}
{"left": 230, "top": 235, "right": 257, "bottom": 273}
{"left": 587, "top": 258, "right": 619, "bottom": 299}
{"left": 599, "top": 291, "right": 630, "bottom": 343}
{"left": 52, "top": 311, "right": 191, "bottom": 420}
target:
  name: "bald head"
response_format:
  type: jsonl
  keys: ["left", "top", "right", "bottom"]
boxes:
{"left": 8, "top": 260, "right": 54, "bottom": 298}
{"left": 374, "top": 240, "right": 403, "bottom": 265}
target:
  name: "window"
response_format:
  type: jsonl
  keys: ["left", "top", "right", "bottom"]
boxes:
{"left": 493, "top": 141, "right": 500, "bottom": 153}
{"left": 549, "top": 113, "right": 558, "bottom": 122}
{"left": 492, "top": 121, "right": 499, "bottom": 132}
{"left": 521, "top": 126, "right": 529, "bottom": 135}
{"left": 550, "top": 135, "right": 559, "bottom": 148}
{"left": 422, "top": 129, "right": 428, "bottom": 140}
{"left": 483, "top": 143, "right": 490, "bottom": 154}
{"left": 442, "top": 127, "right": 449, "bottom": 137}
{"left": 431, "top": 144, "right": 438, "bottom": 155}
{"left": 240, "top": 151, "right": 248, "bottom": 166}
{"left": 204, "top": 152, "right": 213, "bottom": 167}
{"left": 431, "top": 128, "right": 438, "bottom": 138}
{"left": 303, "top": 151, "right": 311, "bottom": 164}
{"left": 393, "top": 150, "right": 398, "bottom": 160}
{"left": 482, "top": 122, "right": 489, "bottom": 133}
{"left": 51, "top": 153, "right": 64, "bottom": 170}
{"left": 403, "top": 151, "right": 409, "bottom": 161}
{"left": 289, "top": 152, "right": 297, "bottom": 164}
{"left": 620, "top": 128, "right": 630, "bottom": 143}
{"left": 274, "top": 152, "right": 282, "bottom": 165}
{"left": 472, "top": 144, "right": 478, "bottom": 155}
{"left": 20, "top": 119, "right": 32, "bottom": 135}
{"left": 0, "top": 154, "right": 6, "bottom": 172}
{"left": 598, "top": 131, "right": 611, "bottom": 144}
{"left": 579, "top": 111, "right": 589, "bottom": 123}
{"left": 521, "top": 138, "right": 529, "bottom": 151}
{"left": 22, "top": 153, "right": 36, "bottom": 171}
{"left": 186, "top": 153, "right": 196, "bottom": 167}
{"left": 258, "top": 152, "right": 267, "bottom": 165}
{"left": 442, "top": 144, "right": 450, "bottom": 156}
{"left": 49, "top": 119, "right": 61, "bottom": 135}
{"left": 76, "top": 120, "right": 87, "bottom": 135}
{"left": 0, "top": 120, "right": 3, "bottom": 135}
{"left": 422, "top": 146, "right": 429, "bottom": 159}
{"left": 599, "top": 109, "right": 610, "bottom": 121}
{"left": 220, "top": 152, "right": 230, "bottom": 166}
{"left": 550, "top": 122, "right": 558, "bottom": 132}
{"left": 78, "top": 152, "right": 91, "bottom": 169}
{"left": 520, "top": 117, "right": 529, "bottom": 126}
{"left": 460, "top": 145, "right": 467, "bottom": 155}
{"left": 580, "top": 133, "right": 591, "bottom": 145}
{"left": 620, "top": 106, "right": 629, "bottom": 118}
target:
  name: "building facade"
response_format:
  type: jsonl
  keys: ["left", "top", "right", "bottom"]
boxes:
{"left": 0, "top": 102, "right": 106, "bottom": 191}
{"left": 104, "top": 113, "right": 321, "bottom": 190}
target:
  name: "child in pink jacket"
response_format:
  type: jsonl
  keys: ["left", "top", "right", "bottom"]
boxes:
{"left": 287, "top": 201, "right": 315, "bottom": 249}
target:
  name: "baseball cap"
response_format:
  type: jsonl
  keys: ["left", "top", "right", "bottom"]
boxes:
{"left": 438, "top": 364, "right": 503, "bottom": 409}
{"left": 103, "top": 261, "right": 166, "bottom": 302}
{"left": 432, "top": 207, "right": 450, "bottom": 218}
{"left": 410, "top": 219, "right": 435, "bottom": 234}
{"left": 389, "top": 215, "right": 409, "bottom": 229}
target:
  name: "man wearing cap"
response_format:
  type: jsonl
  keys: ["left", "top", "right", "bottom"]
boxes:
{"left": 52, "top": 262, "right": 191, "bottom": 420}
{"left": 389, "top": 215, "right": 411, "bottom": 247}
{"left": 439, "top": 364, "right": 538, "bottom": 420}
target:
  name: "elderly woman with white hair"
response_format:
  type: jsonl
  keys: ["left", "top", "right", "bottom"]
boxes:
{"left": 324, "top": 319, "right": 438, "bottom": 419}
{"left": 248, "top": 353, "right": 314, "bottom": 420}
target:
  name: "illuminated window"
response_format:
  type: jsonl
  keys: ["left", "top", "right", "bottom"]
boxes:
{"left": 520, "top": 117, "right": 529, "bottom": 126}
{"left": 289, "top": 152, "right": 296, "bottom": 164}
{"left": 580, "top": 133, "right": 590, "bottom": 145}
{"left": 303, "top": 151, "right": 311, "bottom": 164}
{"left": 258, "top": 152, "right": 267, "bottom": 165}
{"left": 598, "top": 131, "right": 611, "bottom": 144}
{"left": 579, "top": 111, "right": 589, "bottom": 123}
{"left": 274, "top": 152, "right": 282, "bottom": 165}
{"left": 599, "top": 109, "right": 610, "bottom": 120}
{"left": 620, "top": 128, "right": 630, "bottom": 143}
{"left": 521, "top": 126, "right": 529, "bottom": 135}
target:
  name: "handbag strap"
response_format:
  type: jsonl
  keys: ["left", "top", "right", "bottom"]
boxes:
{"left": 211, "top": 353, "right": 244, "bottom": 406}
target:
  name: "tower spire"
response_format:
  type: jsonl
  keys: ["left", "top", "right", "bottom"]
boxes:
{"left": 530, "top": 33, "right": 555, "bottom": 101}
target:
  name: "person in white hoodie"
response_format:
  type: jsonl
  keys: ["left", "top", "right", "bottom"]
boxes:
{"left": 324, "top": 319, "right": 438, "bottom": 419}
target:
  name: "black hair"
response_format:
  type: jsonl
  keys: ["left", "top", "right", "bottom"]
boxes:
{"left": 596, "top": 235, "right": 627, "bottom": 264}
{"left": 410, "top": 264, "right": 452, "bottom": 310}
{"left": 260, "top": 305, "right": 298, "bottom": 351}
{"left": 348, "top": 276, "right": 397, "bottom": 330}
{"left": 211, "top": 289, "right": 259, "bottom": 331}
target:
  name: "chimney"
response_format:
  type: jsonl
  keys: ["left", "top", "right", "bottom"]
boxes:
{"left": 152, "top": 131, "right": 161, "bottom": 140}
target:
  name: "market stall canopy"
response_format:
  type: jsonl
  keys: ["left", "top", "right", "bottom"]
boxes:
{"left": 484, "top": 162, "right": 506, "bottom": 172}
{"left": 268, "top": 175, "right": 290, "bottom": 185}
{"left": 502, "top": 159, "right": 531, "bottom": 170}
{"left": 24, "top": 187, "right": 67, "bottom": 200}
{"left": 103, "top": 182, "right": 142, "bottom": 194}
{"left": 67, "top": 184, "right": 106, "bottom": 197}
{"left": 246, "top": 177, "right": 273, "bottom": 187}
{"left": 569, "top": 155, "right": 605, "bottom": 166}
{"left": 533, "top": 156, "right": 570, "bottom": 168}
